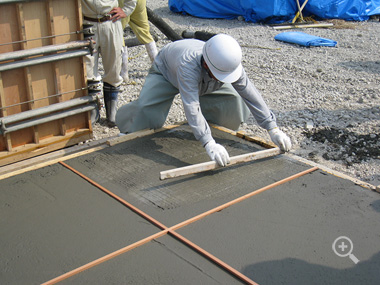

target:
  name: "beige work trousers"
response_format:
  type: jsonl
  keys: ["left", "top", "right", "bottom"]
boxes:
{"left": 84, "top": 19, "right": 124, "bottom": 87}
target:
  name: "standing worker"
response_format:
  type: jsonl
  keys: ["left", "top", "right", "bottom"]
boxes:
{"left": 115, "top": 34, "right": 291, "bottom": 166}
{"left": 118, "top": 0, "right": 158, "bottom": 82}
{"left": 82, "top": 0, "right": 137, "bottom": 127}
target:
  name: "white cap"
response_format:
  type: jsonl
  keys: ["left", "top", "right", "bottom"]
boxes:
{"left": 203, "top": 34, "right": 243, "bottom": 83}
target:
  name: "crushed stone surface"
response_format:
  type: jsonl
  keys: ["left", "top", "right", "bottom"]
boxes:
{"left": 91, "top": 0, "right": 380, "bottom": 187}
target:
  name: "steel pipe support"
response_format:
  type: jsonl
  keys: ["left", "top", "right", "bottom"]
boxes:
{"left": 0, "top": 104, "right": 96, "bottom": 135}
{"left": 0, "top": 95, "right": 95, "bottom": 126}
{"left": 0, "top": 49, "right": 90, "bottom": 72}
{"left": 0, "top": 40, "right": 91, "bottom": 63}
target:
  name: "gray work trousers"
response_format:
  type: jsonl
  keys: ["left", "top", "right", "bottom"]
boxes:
{"left": 115, "top": 65, "right": 250, "bottom": 134}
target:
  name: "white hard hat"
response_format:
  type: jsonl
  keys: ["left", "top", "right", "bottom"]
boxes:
{"left": 203, "top": 34, "right": 242, "bottom": 83}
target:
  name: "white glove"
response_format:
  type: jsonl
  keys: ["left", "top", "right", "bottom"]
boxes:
{"left": 268, "top": 128, "right": 292, "bottom": 152}
{"left": 204, "top": 139, "right": 230, "bottom": 166}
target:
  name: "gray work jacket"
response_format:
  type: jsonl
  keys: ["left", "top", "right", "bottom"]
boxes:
{"left": 154, "top": 39, "right": 278, "bottom": 146}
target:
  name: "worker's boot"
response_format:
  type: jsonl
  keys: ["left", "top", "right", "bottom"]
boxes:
{"left": 120, "top": 46, "right": 129, "bottom": 82}
{"left": 103, "top": 82, "right": 119, "bottom": 127}
{"left": 145, "top": 41, "right": 158, "bottom": 62}
{"left": 87, "top": 79, "right": 102, "bottom": 125}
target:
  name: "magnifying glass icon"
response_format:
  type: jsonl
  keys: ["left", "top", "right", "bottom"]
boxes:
{"left": 332, "top": 236, "right": 359, "bottom": 264}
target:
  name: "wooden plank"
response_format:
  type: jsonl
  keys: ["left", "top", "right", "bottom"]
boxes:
{"left": 75, "top": 0, "right": 83, "bottom": 36}
{"left": 0, "top": 136, "right": 109, "bottom": 180}
{"left": 24, "top": 67, "right": 40, "bottom": 143}
{"left": 273, "top": 23, "right": 333, "bottom": 30}
{"left": 159, "top": 147, "right": 282, "bottom": 180}
{"left": 0, "top": 73, "right": 12, "bottom": 152}
{"left": 236, "top": 130, "right": 276, "bottom": 149}
{"left": 0, "top": 72, "right": 6, "bottom": 118}
{"left": 48, "top": 0, "right": 67, "bottom": 136}
{"left": 0, "top": 74, "right": 6, "bottom": 151}
{"left": 16, "top": 2, "right": 40, "bottom": 146}
{"left": 0, "top": 129, "right": 92, "bottom": 166}
{"left": 106, "top": 124, "right": 184, "bottom": 146}
{"left": 74, "top": 0, "right": 92, "bottom": 131}
{"left": 20, "top": 2, "right": 40, "bottom": 144}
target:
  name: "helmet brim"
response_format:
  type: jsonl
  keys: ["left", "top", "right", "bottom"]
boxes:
{"left": 203, "top": 52, "right": 243, "bottom": 84}
{"left": 210, "top": 63, "right": 243, "bottom": 84}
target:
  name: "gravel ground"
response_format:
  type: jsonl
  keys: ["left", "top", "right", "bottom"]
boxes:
{"left": 92, "top": 0, "right": 380, "bottom": 188}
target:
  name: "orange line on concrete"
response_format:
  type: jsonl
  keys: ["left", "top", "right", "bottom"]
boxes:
{"left": 43, "top": 162, "right": 318, "bottom": 284}
{"left": 41, "top": 230, "right": 169, "bottom": 285}
{"left": 170, "top": 166, "right": 319, "bottom": 231}
{"left": 58, "top": 161, "right": 167, "bottom": 230}
{"left": 170, "top": 230, "right": 258, "bottom": 285}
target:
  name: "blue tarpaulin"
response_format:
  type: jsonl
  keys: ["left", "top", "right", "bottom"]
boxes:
{"left": 305, "top": 0, "right": 380, "bottom": 21}
{"left": 168, "top": 0, "right": 297, "bottom": 23}
{"left": 168, "top": 0, "right": 380, "bottom": 23}
{"left": 274, "top": 32, "right": 338, "bottom": 47}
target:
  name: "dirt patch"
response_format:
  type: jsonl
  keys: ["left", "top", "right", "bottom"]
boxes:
{"left": 304, "top": 127, "right": 380, "bottom": 165}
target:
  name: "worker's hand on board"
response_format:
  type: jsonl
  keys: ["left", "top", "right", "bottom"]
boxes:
{"left": 205, "top": 139, "right": 230, "bottom": 167}
{"left": 268, "top": 128, "right": 292, "bottom": 152}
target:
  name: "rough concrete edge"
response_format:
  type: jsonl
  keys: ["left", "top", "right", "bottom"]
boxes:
{"left": 212, "top": 125, "right": 379, "bottom": 194}
{"left": 285, "top": 153, "right": 379, "bottom": 193}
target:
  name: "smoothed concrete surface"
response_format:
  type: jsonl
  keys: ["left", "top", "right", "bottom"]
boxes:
{"left": 0, "top": 164, "right": 160, "bottom": 284}
{"left": 177, "top": 170, "right": 380, "bottom": 284}
{"left": 63, "top": 235, "right": 243, "bottom": 285}
{"left": 1, "top": 125, "right": 379, "bottom": 284}
{"left": 65, "top": 126, "right": 311, "bottom": 226}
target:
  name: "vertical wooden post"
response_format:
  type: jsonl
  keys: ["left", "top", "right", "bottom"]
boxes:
{"left": 0, "top": 73, "right": 12, "bottom": 151}
{"left": 47, "top": 0, "right": 67, "bottom": 136}
{"left": 17, "top": 3, "right": 40, "bottom": 144}
{"left": 76, "top": 0, "right": 92, "bottom": 131}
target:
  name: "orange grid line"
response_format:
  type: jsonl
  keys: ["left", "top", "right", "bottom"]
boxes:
{"left": 42, "top": 161, "right": 318, "bottom": 285}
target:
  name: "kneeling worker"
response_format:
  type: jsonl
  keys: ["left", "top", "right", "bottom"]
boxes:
{"left": 116, "top": 34, "right": 291, "bottom": 166}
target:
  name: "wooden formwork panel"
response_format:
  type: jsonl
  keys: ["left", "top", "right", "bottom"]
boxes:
{"left": 0, "top": 0, "right": 92, "bottom": 166}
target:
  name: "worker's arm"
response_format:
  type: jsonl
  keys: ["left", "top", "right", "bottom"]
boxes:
{"left": 109, "top": 0, "right": 137, "bottom": 21}
{"left": 120, "top": 0, "right": 137, "bottom": 16}
{"left": 178, "top": 66, "right": 230, "bottom": 166}
{"left": 232, "top": 69, "right": 291, "bottom": 151}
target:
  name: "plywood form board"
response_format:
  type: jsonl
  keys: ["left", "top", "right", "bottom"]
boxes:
{"left": 0, "top": 0, "right": 91, "bottom": 165}
{"left": 0, "top": 3, "right": 21, "bottom": 54}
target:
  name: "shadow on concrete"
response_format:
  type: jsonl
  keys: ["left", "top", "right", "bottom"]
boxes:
{"left": 370, "top": 199, "right": 380, "bottom": 213}
{"left": 242, "top": 251, "right": 380, "bottom": 285}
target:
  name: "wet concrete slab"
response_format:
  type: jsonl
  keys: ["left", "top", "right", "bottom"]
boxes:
{"left": 62, "top": 234, "right": 243, "bottom": 285}
{"left": 177, "top": 169, "right": 380, "bottom": 284}
{"left": 1, "top": 124, "right": 379, "bottom": 284}
{"left": 0, "top": 164, "right": 160, "bottom": 284}
{"left": 64, "top": 125, "right": 312, "bottom": 227}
